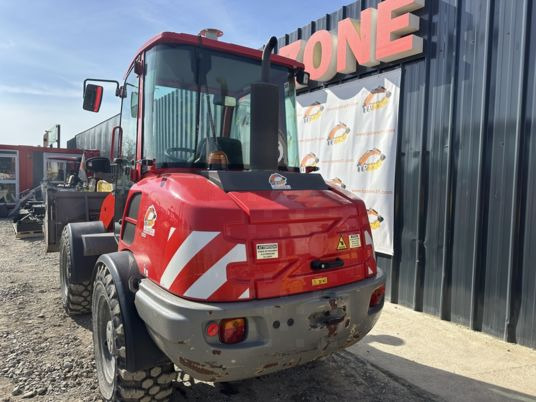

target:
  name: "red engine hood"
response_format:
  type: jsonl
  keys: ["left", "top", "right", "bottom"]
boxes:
{"left": 123, "top": 173, "right": 375, "bottom": 302}
{"left": 222, "top": 189, "right": 376, "bottom": 300}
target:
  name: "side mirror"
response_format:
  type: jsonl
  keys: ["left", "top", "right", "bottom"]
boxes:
{"left": 83, "top": 84, "right": 103, "bottom": 112}
{"left": 296, "top": 70, "right": 310, "bottom": 86}
{"left": 86, "top": 157, "right": 111, "bottom": 174}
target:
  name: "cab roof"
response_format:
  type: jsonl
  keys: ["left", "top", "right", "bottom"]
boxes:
{"left": 126, "top": 32, "right": 304, "bottom": 78}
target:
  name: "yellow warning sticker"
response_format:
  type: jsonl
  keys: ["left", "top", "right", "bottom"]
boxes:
{"left": 337, "top": 235, "right": 347, "bottom": 250}
{"left": 312, "top": 277, "right": 328, "bottom": 286}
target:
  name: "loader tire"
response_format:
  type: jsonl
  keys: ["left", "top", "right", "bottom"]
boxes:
{"left": 59, "top": 226, "right": 92, "bottom": 315}
{"left": 92, "top": 263, "right": 175, "bottom": 402}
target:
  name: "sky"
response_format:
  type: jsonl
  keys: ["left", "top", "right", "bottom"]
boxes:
{"left": 0, "top": 0, "right": 351, "bottom": 147}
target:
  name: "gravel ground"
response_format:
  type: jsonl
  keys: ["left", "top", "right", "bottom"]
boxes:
{"left": 0, "top": 219, "right": 436, "bottom": 402}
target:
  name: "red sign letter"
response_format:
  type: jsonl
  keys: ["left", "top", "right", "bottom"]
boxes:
{"left": 303, "top": 30, "right": 337, "bottom": 81}
{"left": 278, "top": 39, "right": 305, "bottom": 62}
{"left": 337, "top": 9, "right": 379, "bottom": 73}
{"left": 376, "top": 0, "right": 424, "bottom": 62}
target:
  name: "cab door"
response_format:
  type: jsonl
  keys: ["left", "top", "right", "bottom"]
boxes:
{"left": 114, "top": 67, "right": 140, "bottom": 221}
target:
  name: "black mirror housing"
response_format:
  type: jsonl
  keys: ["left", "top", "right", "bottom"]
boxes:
{"left": 86, "top": 157, "right": 111, "bottom": 174}
{"left": 296, "top": 70, "right": 310, "bottom": 86}
{"left": 83, "top": 84, "right": 103, "bottom": 112}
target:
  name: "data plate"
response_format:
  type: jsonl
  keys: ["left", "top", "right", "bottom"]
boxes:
{"left": 256, "top": 243, "right": 278, "bottom": 259}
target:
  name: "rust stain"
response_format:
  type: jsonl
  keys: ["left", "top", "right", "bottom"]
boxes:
{"left": 179, "top": 357, "right": 218, "bottom": 376}
{"left": 309, "top": 297, "right": 347, "bottom": 337}
{"left": 263, "top": 362, "right": 279, "bottom": 369}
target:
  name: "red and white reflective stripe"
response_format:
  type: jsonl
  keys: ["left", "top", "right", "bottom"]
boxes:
{"left": 238, "top": 288, "right": 250, "bottom": 299}
{"left": 365, "top": 230, "right": 375, "bottom": 255}
{"left": 160, "top": 231, "right": 220, "bottom": 289}
{"left": 183, "top": 244, "right": 247, "bottom": 299}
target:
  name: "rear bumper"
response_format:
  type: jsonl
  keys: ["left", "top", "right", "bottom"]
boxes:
{"left": 135, "top": 269, "right": 385, "bottom": 382}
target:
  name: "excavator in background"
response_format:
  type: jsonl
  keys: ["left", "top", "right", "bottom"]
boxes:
{"left": 56, "top": 29, "right": 385, "bottom": 401}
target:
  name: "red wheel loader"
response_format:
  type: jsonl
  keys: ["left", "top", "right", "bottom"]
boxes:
{"left": 58, "top": 30, "right": 385, "bottom": 401}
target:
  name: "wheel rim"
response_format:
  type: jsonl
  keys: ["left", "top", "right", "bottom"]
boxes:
{"left": 95, "top": 291, "right": 116, "bottom": 391}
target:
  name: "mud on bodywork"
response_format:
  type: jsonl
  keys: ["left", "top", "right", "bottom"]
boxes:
{"left": 135, "top": 269, "right": 386, "bottom": 383}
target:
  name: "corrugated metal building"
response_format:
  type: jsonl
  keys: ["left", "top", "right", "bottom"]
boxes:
{"left": 280, "top": 0, "right": 535, "bottom": 347}
{"left": 66, "top": 0, "right": 535, "bottom": 348}
{"left": 67, "top": 114, "right": 120, "bottom": 158}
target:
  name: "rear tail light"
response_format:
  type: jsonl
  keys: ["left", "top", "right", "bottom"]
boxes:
{"left": 206, "top": 322, "right": 219, "bottom": 337}
{"left": 369, "top": 285, "right": 385, "bottom": 308}
{"left": 219, "top": 318, "right": 247, "bottom": 344}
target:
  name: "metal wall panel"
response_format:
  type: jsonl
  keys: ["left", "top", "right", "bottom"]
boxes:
{"left": 292, "top": 0, "right": 536, "bottom": 347}
{"left": 515, "top": 0, "right": 536, "bottom": 347}
{"left": 68, "top": 114, "right": 120, "bottom": 157}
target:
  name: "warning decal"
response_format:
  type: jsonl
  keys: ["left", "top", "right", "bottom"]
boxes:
{"left": 256, "top": 243, "right": 279, "bottom": 260}
{"left": 337, "top": 235, "right": 347, "bottom": 250}
{"left": 349, "top": 234, "right": 361, "bottom": 248}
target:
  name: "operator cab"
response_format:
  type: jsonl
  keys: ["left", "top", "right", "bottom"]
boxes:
{"left": 82, "top": 31, "right": 309, "bottom": 224}
{"left": 83, "top": 32, "right": 307, "bottom": 176}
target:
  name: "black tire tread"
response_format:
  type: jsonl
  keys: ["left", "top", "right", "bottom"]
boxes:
{"left": 60, "top": 226, "right": 91, "bottom": 315}
{"left": 94, "top": 264, "right": 175, "bottom": 401}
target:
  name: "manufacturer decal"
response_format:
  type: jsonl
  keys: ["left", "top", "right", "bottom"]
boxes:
{"left": 312, "top": 277, "right": 328, "bottom": 286}
{"left": 143, "top": 205, "right": 157, "bottom": 237}
{"left": 357, "top": 148, "right": 386, "bottom": 172}
{"left": 327, "top": 122, "right": 351, "bottom": 145}
{"left": 300, "top": 152, "right": 319, "bottom": 168}
{"left": 329, "top": 177, "right": 346, "bottom": 189}
{"left": 269, "top": 173, "right": 291, "bottom": 190}
{"left": 349, "top": 234, "right": 361, "bottom": 248}
{"left": 337, "top": 235, "right": 348, "bottom": 250}
{"left": 303, "top": 101, "right": 324, "bottom": 123}
{"left": 363, "top": 86, "right": 391, "bottom": 113}
{"left": 368, "top": 209, "right": 384, "bottom": 230}
{"left": 256, "top": 243, "right": 279, "bottom": 260}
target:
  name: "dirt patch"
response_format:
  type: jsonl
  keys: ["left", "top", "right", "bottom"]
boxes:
{"left": 0, "top": 220, "right": 436, "bottom": 401}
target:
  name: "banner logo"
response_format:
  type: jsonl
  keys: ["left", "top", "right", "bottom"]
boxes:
{"left": 143, "top": 205, "right": 157, "bottom": 236}
{"left": 269, "top": 173, "right": 291, "bottom": 190}
{"left": 300, "top": 152, "right": 319, "bottom": 168}
{"left": 357, "top": 148, "right": 386, "bottom": 172}
{"left": 327, "top": 122, "right": 351, "bottom": 145}
{"left": 303, "top": 101, "right": 324, "bottom": 123}
{"left": 363, "top": 86, "right": 391, "bottom": 113}
{"left": 368, "top": 208, "right": 384, "bottom": 230}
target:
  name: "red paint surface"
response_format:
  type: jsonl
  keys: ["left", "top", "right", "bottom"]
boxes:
{"left": 118, "top": 173, "right": 376, "bottom": 302}
{"left": 99, "top": 193, "right": 115, "bottom": 230}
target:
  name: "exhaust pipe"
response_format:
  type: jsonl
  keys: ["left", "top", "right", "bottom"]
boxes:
{"left": 261, "top": 36, "right": 278, "bottom": 83}
{"left": 250, "top": 36, "right": 280, "bottom": 171}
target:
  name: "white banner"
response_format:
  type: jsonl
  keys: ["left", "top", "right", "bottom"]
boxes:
{"left": 296, "top": 69, "right": 401, "bottom": 255}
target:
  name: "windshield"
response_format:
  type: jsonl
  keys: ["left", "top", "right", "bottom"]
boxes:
{"left": 143, "top": 44, "right": 299, "bottom": 170}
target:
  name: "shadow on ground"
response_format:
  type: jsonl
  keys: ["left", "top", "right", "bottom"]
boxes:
{"left": 69, "top": 312, "right": 536, "bottom": 401}
{"left": 167, "top": 333, "right": 536, "bottom": 402}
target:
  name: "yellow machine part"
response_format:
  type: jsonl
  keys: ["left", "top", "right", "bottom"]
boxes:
{"left": 97, "top": 180, "right": 113, "bottom": 192}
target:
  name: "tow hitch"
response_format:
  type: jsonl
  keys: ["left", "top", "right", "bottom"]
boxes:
{"left": 309, "top": 298, "right": 347, "bottom": 337}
